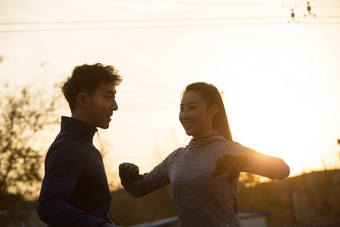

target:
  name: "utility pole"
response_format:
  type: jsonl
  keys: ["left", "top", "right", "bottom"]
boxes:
{"left": 338, "top": 139, "right": 340, "bottom": 165}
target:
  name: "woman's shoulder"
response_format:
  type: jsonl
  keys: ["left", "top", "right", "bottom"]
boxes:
{"left": 157, "top": 147, "right": 186, "bottom": 168}
{"left": 172, "top": 146, "right": 186, "bottom": 156}
{"left": 221, "top": 140, "right": 245, "bottom": 153}
{"left": 166, "top": 146, "right": 187, "bottom": 160}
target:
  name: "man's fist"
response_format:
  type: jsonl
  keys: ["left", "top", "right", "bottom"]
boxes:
{"left": 119, "top": 163, "right": 144, "bottom": 185}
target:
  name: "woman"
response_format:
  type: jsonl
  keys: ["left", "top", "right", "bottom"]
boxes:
{"left": 119, "top": 82, "right": 290, "bottom": 227}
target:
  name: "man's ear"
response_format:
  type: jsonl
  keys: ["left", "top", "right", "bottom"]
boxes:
{"left": 76, "top": 92, "right": 89, "bottom": 108}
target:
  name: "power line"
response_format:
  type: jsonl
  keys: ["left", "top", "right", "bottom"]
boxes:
{"left": 0, "top": 24, "right": 287, "bottom": 33}
{"left": 108, "top": 0, "right": 340, "bottom": 7}
{"left": 107, "top": 0, "right": 340, "bottom": 9}
{"left": 1, "top": 16, "right": 340, "bottom": 26}
{"left": 0, "top": 16, "right": 289, "bottom": 26}
{"left": 118, "top": 97, "right": 340, "bottom": 111}
{"left": 116, "top": 92, "right": 340, "bottom": 111}
{"left": 119, "top": 101, "right": 178, "bottom": 111}
{"left": 1, "top": 21, "right": 340, "bottom": 33}
{"left": 106, "top": 0, "right": 286, "bottom": 7}
{"left": 0, "top": 2, "right": 338, "bottom": 27}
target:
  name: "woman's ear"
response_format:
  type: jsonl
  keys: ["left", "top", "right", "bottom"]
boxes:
{"left": 210, "top": 104, "right": 218, "bottom": 117}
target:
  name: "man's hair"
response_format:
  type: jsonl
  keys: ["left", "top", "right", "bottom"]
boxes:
{"left": 62, "top": 63, "right": 122, "bottom": 111}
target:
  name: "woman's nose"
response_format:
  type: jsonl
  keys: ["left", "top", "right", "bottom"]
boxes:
{"left": 180, "top": 110, "right": 188, "bottom": 119}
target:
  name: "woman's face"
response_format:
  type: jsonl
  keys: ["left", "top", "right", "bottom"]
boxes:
{"left": 179, "top": 90, "right": 217, "bottom": 140}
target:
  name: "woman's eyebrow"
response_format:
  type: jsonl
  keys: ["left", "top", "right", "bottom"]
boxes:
{"left": 180, "top": 102, "right": 198, "bottom": 106}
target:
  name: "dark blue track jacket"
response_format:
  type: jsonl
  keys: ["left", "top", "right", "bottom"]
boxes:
{"left": 38, "top": 116, "right": 112, "bottom": 227}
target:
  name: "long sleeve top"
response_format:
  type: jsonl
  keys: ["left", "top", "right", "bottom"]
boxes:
{"left": 38, "top": 116, "right": 112, "bottom": 227}
{"left": 122, "top": 132, "right": 290, "bottom": 227}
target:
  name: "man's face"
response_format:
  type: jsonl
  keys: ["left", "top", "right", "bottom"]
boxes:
{"left": 85, "top": 82, "right": 118, "bottom": 129}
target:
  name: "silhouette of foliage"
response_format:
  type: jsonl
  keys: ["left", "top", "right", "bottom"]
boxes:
{"left": 0, "top": 82, "right": 60, "bottom": 226}
{"left": 111, "top": 185, "right": 176, "bottom": 226}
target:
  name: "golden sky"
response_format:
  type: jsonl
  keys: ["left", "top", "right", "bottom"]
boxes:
{"left": 1, "top": 0, "right": 340, "bottom": 177}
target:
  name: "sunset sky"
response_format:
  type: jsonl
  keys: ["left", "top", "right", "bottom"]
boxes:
{"left": 1, "top": 0, "right": 340, "bottom": 179}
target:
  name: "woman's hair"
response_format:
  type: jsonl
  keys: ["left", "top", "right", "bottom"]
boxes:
{"left": 184, "top": 82, "right": 233, "bottom": 141}
{"left": 62, "top": 63, "right": 122, "bottom": 112}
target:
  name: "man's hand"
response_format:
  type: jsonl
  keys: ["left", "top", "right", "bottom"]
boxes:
{"left": 119, "top": 163, "right": 144, "bottom": 185}
{"left": 211, "top": 152, "right": 248, "bottom": 177}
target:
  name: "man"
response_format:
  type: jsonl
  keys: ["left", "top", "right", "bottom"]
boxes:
{"left": 38, "top": 63, "right": 122, "bottom": 227}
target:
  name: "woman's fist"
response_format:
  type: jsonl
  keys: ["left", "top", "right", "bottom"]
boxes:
{"left": 119, "top": 163, "right": 144, "bottom": 185}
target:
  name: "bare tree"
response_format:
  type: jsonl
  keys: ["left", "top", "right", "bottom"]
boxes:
{"left": 0, "top": 81, "right": 61, "bottom": 226}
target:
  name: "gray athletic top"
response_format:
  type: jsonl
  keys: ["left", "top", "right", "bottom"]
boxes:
{"left": 122, "top": 132, "right": 289, "bottom": 227}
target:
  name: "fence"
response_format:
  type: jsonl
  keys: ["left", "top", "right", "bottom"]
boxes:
{"left": 280, "top": 218, "right": 340, "bottom": 227}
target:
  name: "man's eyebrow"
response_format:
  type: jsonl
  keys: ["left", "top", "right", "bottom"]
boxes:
{"left": 104, "top": 90, "right": 116, "bottom": 95}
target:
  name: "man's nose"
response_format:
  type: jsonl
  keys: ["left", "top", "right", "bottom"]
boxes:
{"left": 111, "top": 100, "right": 118, "bottom": 111}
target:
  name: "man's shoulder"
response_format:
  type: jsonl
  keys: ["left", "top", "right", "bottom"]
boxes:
{"left": 50, "top": 131, "right": 81, "bottom": 148}
{"left": 46, "top": 132, "right": 83, "bottom": 160}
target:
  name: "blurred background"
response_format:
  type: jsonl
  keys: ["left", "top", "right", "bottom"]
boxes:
{"left": 0, "top": 0, "right": 340, "bottom": 226}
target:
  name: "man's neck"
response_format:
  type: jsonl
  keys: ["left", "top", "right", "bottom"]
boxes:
{"left": 71, "top": 111, "right": 92, "bottom": 127}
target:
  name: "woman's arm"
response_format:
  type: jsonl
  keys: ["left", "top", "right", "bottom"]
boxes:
{"left": 119, "top": 149, "right": 179, "bottom": 197}
{"left": 241, "top": 147, "right": 290, "bottom": 180}
{"left": 214, "top": 142, "right": 290, "bottom": 180}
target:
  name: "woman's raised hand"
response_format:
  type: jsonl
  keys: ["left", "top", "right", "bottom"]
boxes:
{"left": 212, "top": 152, "right": 248, "bottom": 177}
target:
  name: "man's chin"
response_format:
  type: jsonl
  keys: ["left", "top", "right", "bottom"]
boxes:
{"left": 98, "top": 123, "right": 110, "bottom": 129}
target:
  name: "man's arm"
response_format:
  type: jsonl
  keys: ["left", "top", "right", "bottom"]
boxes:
{"left": 38, "top": 144, "right": 107, "bottom": 227}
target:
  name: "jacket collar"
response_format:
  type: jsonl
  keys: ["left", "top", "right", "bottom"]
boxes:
{"left": 188, "top": 131, "right": 226, "bottom": 149}
{"left": 60, "top": 116, "right": 97, "bottom": 143}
